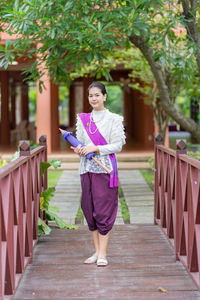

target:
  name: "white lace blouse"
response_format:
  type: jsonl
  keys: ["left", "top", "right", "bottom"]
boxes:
{"left": 76, "top": 109, "right": 126, "bottom": 174}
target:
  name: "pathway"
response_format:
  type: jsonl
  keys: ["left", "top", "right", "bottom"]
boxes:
{"left": 13, "top": 169, "right": 200, "bottom": 299}
{"left": 50, "top": 170, "right": 154, "bottom": 225}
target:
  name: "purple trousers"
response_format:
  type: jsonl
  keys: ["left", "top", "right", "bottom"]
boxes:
{"left": 80, "top": 172, "right": 118, "bottom": 235}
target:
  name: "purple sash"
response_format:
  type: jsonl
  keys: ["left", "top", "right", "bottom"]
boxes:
{"left": 79, "top": 112, "right": 119, "bottom": 188}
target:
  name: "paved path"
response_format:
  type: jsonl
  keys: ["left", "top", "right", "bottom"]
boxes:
{"left": 51, "top": 170, "right": 123, "bottom": 225}
{"left": 14, "top": 225, "right": 200, "bottom": 299}
{"left": 51, "top": 170, "right": 154, "bottom": 225}
{"left": 119, "top": 170, "right": 154, "bottom": 224}
{"left": 50, "top": 171, "right": 81, "bottom": 224}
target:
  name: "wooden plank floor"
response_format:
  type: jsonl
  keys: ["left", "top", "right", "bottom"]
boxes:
{"left": 14, "top": 224, "right": 200, "bottom": 300}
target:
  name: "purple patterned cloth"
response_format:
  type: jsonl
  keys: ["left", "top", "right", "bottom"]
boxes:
{"left": 79, "top": 112, "right": 119, "bottom": 188}
{"left": 80, "top": 172, "right": 118, "bottom": 235}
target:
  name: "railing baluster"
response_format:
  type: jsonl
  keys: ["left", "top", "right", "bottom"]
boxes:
{"left": 0, "top": 137, "right": 47, "bottom": 299}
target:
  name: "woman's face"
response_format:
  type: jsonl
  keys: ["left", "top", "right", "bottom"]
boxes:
{"left": 88, "top": 87, "right": 106, "bottom": 111}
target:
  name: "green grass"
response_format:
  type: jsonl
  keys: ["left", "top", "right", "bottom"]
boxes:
{"left": 75, "top": 201, "right": 84, "bottom": 224}
{"left": 48, "top": 170, "right": 63, "bottom": 187}
{"left": 140, "top": 169, "right": 154, "bottom": 191}
{"left": 118, "top": 182, "right": 130, "bottom": 224}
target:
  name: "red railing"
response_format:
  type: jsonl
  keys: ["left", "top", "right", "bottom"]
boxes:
{"left": 0, "top": 135, "right": 47, "bottom": 300}
{"left": 154, "top": 134, "right": 200, "bottom": 289}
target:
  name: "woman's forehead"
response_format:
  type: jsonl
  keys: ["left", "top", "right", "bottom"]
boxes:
{"left": 88, "top": 87, "right": 102, "bottom": 94}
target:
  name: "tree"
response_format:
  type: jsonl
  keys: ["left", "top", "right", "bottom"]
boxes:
{"left": 1, "top": 0, "right": 200, "bottom": 141}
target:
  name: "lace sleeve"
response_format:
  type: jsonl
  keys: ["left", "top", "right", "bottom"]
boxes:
{"left": 76, "top": 115, "right": 85, "bottom": 144}
{"left": 98, "top": 115, "right": 126, "bottom": 155}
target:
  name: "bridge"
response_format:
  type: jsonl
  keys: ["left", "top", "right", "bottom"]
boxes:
{"left": 1, "top": 135, "right": 200, "bottom": 299}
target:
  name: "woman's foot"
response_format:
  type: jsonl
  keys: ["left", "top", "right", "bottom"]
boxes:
{"left": 97, "top": 257, "right": 108, "bottom": 267}
{"left": 84, "top": 253, "right": 98, "bottom": 264}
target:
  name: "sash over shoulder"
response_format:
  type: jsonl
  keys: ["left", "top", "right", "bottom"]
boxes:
{"left": 78, "top": 112, "right": 119, "bottom": 188}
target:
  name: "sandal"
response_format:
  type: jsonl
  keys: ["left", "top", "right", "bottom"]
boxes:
{"left": 97, "top": 257, "right": 108, "bottom": 267}
{"left": 84, "top": 254, "right": 97, "bottom": 264}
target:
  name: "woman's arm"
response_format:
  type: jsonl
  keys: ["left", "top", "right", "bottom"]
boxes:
{"left": 98, "top": 116, "right": 126, "bottom": 155}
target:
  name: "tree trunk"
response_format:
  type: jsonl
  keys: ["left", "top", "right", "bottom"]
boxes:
{"left": 129, "top": 34, "right": 200, "bottom": 143}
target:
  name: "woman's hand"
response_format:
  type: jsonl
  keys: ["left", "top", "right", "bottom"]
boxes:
{"left": 70, "top": 144, "right": 83, "bottom": 155}
{"left": 79, "top": 145, "right": 99, "bottom": 156}
{"left": 70, "top": 144, "right": 99, "bottom": 156}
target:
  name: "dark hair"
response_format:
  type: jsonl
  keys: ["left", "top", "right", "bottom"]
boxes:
{"left": 88, "top": 82, "right": 107, "bottom": 95}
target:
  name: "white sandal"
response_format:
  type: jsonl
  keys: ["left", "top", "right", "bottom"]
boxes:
{"left": 84, "top": 254, "right": 97, "bottom": 264}
{"left": 97, "top": 257, "right": 108, "bottom": 267}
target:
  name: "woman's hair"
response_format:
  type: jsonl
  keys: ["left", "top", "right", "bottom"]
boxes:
{"left": 88, "top": 82, "right": 107, "bottom": 95}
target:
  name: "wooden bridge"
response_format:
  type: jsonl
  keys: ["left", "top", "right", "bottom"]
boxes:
{"left": 1, "top": 134, "right": 200, "bottom": 299}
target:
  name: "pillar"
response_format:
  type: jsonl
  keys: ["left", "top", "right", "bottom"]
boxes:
{"left": 36, "top": 76, "right": 59, "bottom": 153}
{"left": 11, "top": 83, "right": 16, "bottom": 129}
{"left": 69, "top": 84, "right": 75, "bottom": 127}
{"left": 83, "top": 77, "right": 91, "bottom": 113}
{"left": 20, "top": 82, "right": 29, "bottom": 122}
{"left": 0, "top": 71, "right": 10, "bottom": 145}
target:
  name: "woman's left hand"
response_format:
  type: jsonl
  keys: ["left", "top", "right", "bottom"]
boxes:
{"left": 79, "top": 145, "right": 99, "bottom": 156}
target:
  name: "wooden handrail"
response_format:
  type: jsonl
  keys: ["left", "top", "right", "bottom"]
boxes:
{"left": 154, "top": 134, "right": 200, "bottom": 290}
{"left": 0, "top": 135, "right": 47, "bottom": 300}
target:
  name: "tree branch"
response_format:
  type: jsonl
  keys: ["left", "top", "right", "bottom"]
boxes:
{"left": 129, "top": 33, "right": 200, "bottom": 142}
{"left": 181, "top": 0, "right": 200, "bottom": 75}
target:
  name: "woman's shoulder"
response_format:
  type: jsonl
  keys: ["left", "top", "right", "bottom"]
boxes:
{"left": 106, "top": 110, "right": 123, "bottom": 122}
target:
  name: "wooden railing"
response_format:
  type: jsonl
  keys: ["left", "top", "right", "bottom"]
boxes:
{"left": 0, "top": 135, "right": 47, "bottom": 300}
{"left": 154, "top": 134, "right": 200, "bottom": 290}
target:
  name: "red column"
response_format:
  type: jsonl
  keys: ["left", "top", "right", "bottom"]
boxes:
{"left": 69, "top": 84, "right": 75, "bottom": 127}
{"left": 20, "top": 83, "right": 29, "bottom": 121}
{"left": 0, "top": 71, "right": 10, "bottom": 145}
{"left": 36, "top": 76, "right": 59, "bottom": 153}
{"left": 83, "top": 78, "right": 91, "bottom": 113}
{"left": 50, "top": 81, "right": 59, "bottom": 151}
{"left": 11, "top": 83, "right": 16, "bottom": 129}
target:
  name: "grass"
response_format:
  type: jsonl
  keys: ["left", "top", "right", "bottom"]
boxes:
{"left": 118, "top": 182, "right": 130, "bottom": 224}
{"left": 48, "top": 170, "right": 63, "bottom": 187}
{"left": 75, "top": 201, "right": 84, "bottom": 224}
{"left": 140, "top": 169, "right": 154, "bottom": 191}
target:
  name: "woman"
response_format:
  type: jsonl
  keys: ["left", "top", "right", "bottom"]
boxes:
{"left": 71, "top": 82, "right": 126, "bottom": 266}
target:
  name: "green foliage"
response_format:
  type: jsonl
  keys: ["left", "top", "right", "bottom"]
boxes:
{"left": 75, "top": 199, "right": 84, "bottom": 224}
{"left": 140, "top": 169, "right": 154, "bottom": 191}
{"left": 187, "top": 151, "right": 200, "bottom": 161}
{"left": 38, "top": 217, "right": 52, "bottom": 235}
{"left": 0, "top": 159, "right": 8, "bottom": 168}
{"left": 148, "top": 156, "right": 155, "bottom": 171}
{"left": 45, "top": 210, "right": 77, "bottom": 230}
{"left": 118, "top": 182, "right": 130, "bottom": 224}
{"left": 40, "top": 159, "right": 61, "bottom": 176}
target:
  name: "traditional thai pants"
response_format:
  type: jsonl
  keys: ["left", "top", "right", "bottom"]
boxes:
{"left": 80, "top": 172, "right": 118, "bottom": 235}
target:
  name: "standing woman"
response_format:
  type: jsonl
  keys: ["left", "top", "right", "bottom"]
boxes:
{"left": 71, "top": 82, "right": 126, "bottom": 266}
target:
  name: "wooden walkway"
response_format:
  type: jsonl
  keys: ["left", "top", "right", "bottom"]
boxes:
{"left": 13, "top": 169, "right": 200, "bottom": 299}
{"left": 14, "top": 225, "right": 200, "bottom": 300}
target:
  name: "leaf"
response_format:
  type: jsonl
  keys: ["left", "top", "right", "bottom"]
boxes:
{"left": 40, "top": 161, "right": 51, "bottom": 176}
{"left": 49, "top": 205, "right": 59, "bottom": 212}
{"left": 49, "top": 159, "right": 61, "bottom": 169}
{"left": 41, "top": 187, "right": 55, "bottom": 210}
{"left": 45, "top": 210, "right": 78, "bottom": 229}
{"left": 38, "top": 217, "right": 52, "bottom": 235}
{"left": 158, "top": 287, "right": 167, "bottom": 293}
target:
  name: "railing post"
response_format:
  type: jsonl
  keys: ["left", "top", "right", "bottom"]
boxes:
{"left": 175, "top": 139, "right": 187, "bottom": 260}
{"left": 39, "top": 135, "right": 47, "bottom": 189}
{"left": 19, "top": 140, "right": 30, "bottom": 156}
{"left": 154, "top": 134, "right": 163, "bottom": 225}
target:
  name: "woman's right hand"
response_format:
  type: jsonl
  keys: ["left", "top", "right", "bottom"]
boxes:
{"left": 70, "top": 144, "right": 83, "bottom": 155}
